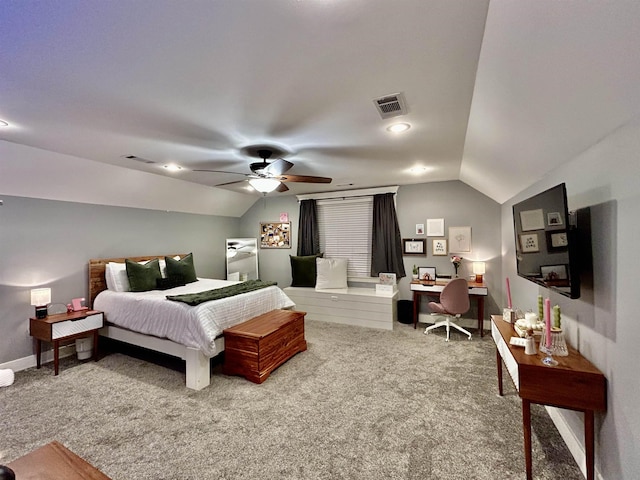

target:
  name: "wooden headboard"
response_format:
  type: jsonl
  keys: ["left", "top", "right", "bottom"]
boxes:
{"left": 88, "top": 254, "right": 186, "bottom": 308}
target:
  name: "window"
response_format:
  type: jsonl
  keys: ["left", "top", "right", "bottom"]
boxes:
{"left": 317, "top": 197, "right": 373, "bottom": 278}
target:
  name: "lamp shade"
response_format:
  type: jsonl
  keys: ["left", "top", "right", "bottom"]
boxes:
{"left": 249, "top": 178, "right": 280, "bottom": 193}
{"left": 472, "top": 262, "right": 486, "bottom": 275}
{"left": 30, "top": 288, "right": 51, "bottom": 306}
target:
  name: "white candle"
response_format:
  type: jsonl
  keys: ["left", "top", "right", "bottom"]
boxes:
{"left": 525, "top": 312, "right": 538, "bottom": 328}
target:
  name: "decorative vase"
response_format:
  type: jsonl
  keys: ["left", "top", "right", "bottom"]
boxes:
{"left": 454, "top": 266, "right": 459, "bottom": 278}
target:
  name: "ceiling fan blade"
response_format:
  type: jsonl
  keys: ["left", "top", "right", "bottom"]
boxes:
{"left": 264, "top": 158, "right": 293, "bottom": 176}
{"left": 276, "top": 182, "right": 289, "bottom": 192}
{"left": 215, "top": 179, "right": 248, "bottom": 187}
{"left": 193, "top": 169, "right": 252, "bottom": 176}
{"left": 277, "top": 174, "right": 332, "bottom": 184}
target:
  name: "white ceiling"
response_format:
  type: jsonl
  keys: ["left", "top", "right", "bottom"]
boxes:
{"left": 2, "top": 1, "right": 639, "bottom": 204}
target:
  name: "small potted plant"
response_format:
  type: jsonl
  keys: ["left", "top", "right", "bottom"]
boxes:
{"left": 412, "top": 265, "right": 419, "bottom": 280}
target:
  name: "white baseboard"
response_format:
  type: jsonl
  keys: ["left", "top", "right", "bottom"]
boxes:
{"left": 546, "top": 406, "right": 605, "bottom": 480}
{"left": 0, "top": 344, "right": 77, "bottom": 373}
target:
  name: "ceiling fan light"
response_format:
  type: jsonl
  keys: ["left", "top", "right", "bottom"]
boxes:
{"left": 249, "top": 178, "right": 281, "bottom": 193}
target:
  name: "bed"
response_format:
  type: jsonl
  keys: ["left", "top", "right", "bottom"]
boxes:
{"left": 89, "top": 254, "right": 295, "bottom": 390}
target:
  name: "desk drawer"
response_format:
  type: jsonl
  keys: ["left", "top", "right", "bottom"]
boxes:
{"left": 492, "top": 321, "right": 519, "bottom": 390}
{"left": 52, "top": 313, "right": 104, "bottom": 339}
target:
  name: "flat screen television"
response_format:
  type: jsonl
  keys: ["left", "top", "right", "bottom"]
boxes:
{"left": 512, "top": 183, "right": 583, "bottom": 299}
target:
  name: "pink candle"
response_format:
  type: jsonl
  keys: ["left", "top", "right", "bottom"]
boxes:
{"left": 544, "top": 298, "right": 552, "bottom": 349}
{"left": 506, "top": 277, "right": 512, "bottom": 309}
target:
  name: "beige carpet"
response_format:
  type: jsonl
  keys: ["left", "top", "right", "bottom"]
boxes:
{"left": 0, "top": 320, "right": 583, "bottom": 479}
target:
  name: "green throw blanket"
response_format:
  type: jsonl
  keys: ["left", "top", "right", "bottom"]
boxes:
{"left": 166, "top": 279, "right": 277, "bottom": 306}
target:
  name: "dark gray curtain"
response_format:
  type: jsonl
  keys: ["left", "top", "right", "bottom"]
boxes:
{"left": 371, "top": 193, "right": 406, "bottom": 278}
{"left": 297, "top": 199, "right": 320, "bottom": 256}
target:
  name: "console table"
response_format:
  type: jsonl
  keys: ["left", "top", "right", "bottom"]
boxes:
{"left": 491, "top": 315, "right": 606, "bottom": 480}
{"left": 410, "top": 280, "right": 487, "bottom": 336}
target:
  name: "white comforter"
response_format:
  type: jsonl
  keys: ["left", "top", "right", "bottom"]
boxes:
{"left": 94, "top": 278, "right": 295, "bottom": 357}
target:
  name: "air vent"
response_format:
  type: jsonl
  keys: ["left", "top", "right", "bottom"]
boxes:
{"left": 123, "top": 155, "right": 156, "bottom": 164}
{"left": 373, "top": 92, "right": 408, "bottom": 119}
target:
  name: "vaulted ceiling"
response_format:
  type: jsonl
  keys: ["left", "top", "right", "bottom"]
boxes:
{"left": 2, "top": 1, "right": 639, "bottom": 204}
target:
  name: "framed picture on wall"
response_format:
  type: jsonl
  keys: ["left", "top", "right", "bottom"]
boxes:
{"left": 432, "top": 239, "right": 447, "bottom": 256}
{"left": 426, "top": 218, "right": 445, "bottom": 237}
{"left": 448, "top": 226, "right": 472, "bottom": 253}
{"left": 260, "top": 222, "right": 291, "bottom": 248}
{"left": 402, "top": 238, "right": 426, "bottom": 255}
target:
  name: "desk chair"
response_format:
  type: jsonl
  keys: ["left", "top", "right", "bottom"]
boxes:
{"left": 424, "top": 278, "right": 472, "bottom": 341}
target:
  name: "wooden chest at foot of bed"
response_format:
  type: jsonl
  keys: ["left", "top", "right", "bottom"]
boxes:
{"left": 222, "top": 309, "right": 307, "bottom": 384}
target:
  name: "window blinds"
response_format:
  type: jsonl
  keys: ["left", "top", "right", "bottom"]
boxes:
{"left": 317, "top": 196, "right": 373, "bottom": 278}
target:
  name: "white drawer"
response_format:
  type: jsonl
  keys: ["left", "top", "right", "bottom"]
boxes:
{"left": 491, "top": 321, "right": 519, "bottom": 390}
{"left": 52, "top": 312, "right": 104, "bottom": 339}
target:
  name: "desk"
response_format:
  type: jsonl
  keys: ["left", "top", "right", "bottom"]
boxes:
{"left": 410, "top": 280, "right": 488, "bottom": 336}
{"left": 491, "top": 316, "right": 606, "bottom": 480}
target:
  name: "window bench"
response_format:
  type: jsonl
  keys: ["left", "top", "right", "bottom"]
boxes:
{"left": 283, "top": 286, "right": 398, "bottom": 330}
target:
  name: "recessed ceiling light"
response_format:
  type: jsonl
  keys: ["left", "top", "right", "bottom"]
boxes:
{"left": 387, "top": 123, "right": 410, "bottom": 133}
{"left": 409, "top": 166, "right": 429, "bottom": 175}
{"left": 163, "top": 164, "right": 182, "bottom": 172}
{"left": 0, "top": 120, "right": 9, "bottom": 127}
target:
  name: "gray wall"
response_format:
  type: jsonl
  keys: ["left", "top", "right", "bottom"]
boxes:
{"left": 500, "top": 118, "right": 640, "bottom": 478}
{"left": 0, "top": 195, "right": 239, "bottom": 363}
{"left": 238, "top": 181, "right": 502, "bottom": 319}
{"left": 395, "top": 182, "right": 501, "bottom": 314}
{"left": 237, "top": 195, "right": 300, "bottom": 287}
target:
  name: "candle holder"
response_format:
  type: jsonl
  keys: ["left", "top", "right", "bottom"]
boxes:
{"left": 541, "top": 350, "right": 558, "bottom": 366}
{"left": 539, "top": 329, "right": 568, "bottom": 357}
{"left": 550, "top": 330, "right": 568, "bottom": 356}
{"left": 539, "top": 325, "right": 561, "bottom": 366}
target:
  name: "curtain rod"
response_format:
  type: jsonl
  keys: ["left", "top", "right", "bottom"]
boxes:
{"left": 296, "top": 186, "right": 398, "bottom": 202}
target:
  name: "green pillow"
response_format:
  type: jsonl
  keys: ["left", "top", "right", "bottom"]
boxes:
{"left": 165, "top": 253, "right": 197, "bottom": 284}
{"left": 125, "top": 258, "right": 162, "bottom": 292}
{"left": 290, "top": 253, "right": 323, "bottom": 287}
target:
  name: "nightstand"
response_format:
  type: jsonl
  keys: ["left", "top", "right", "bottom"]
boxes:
{"left": 29, "top": 310, "right": 104, "bottom": 375}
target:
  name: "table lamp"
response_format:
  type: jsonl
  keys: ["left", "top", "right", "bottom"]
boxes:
{"left": 473, "top": 262, "right": 486, "bottom": 283}
{"left": 30, "top": 288, "right": 51, "bottom": 319}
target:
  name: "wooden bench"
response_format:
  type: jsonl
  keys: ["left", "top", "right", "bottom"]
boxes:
{"left": 222, "top": 309, "right": 307, "bottom": 384}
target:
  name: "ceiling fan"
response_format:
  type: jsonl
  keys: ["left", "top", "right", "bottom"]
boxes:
{"left": 194, "top": 147, "right": 332, "bottom": 193}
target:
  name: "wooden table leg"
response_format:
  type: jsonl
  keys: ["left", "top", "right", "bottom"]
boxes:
{"left": 522, "top": 399, "right": 533, "bottom": 480}
{"left": 496, "top": 348, "right": 504, "bottom": 396}
{"left": 53, "top": 339, "right": 60, "bottom": 376}
{"left": 585, "top": 410, "right": 595, "bottom": 480}
{"left": 478, "top": 296, "right": 485, "bottom": 337}
{"left": 36, "top": 338, "right": 42, "bottom": 369}
{"left": 413, "top": 291, "right": 419, "bottom": 329}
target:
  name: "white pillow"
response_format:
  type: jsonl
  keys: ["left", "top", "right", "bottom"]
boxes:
{"left": 106, "top": 262, "right": 130, "bottom": 292}
{"left": 105, "top": 257, "right": 181, "bottom": 292}
{"left": 315, "top": 257, "right": 348, "bottom": 290}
